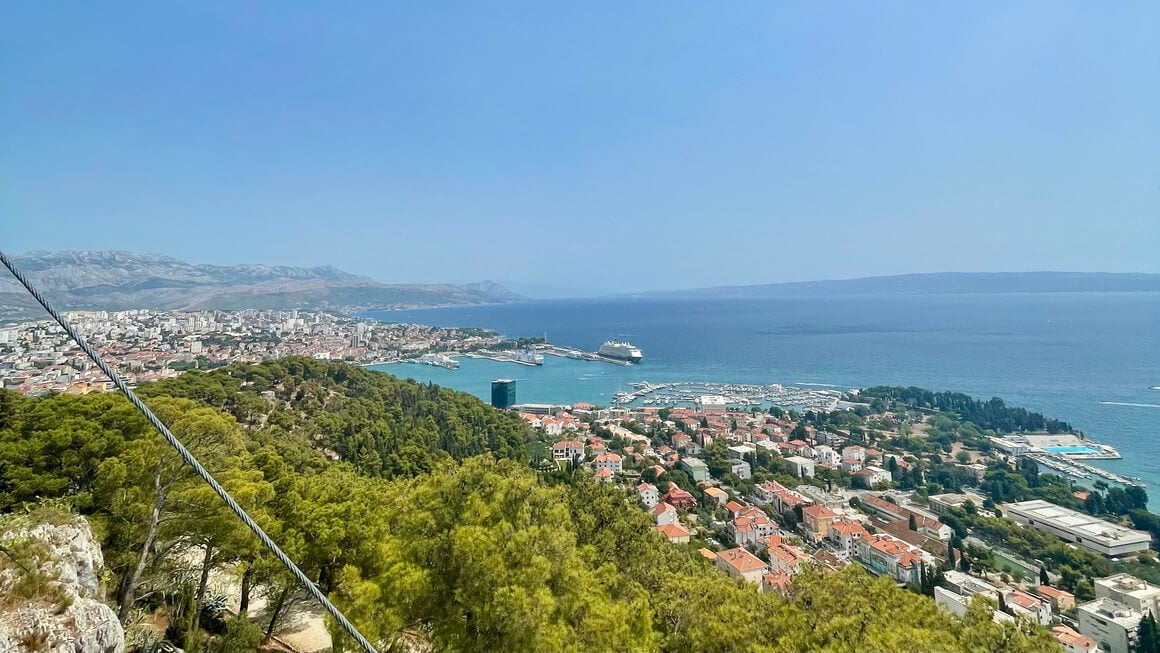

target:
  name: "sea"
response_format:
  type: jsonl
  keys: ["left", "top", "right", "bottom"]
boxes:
{"left": 365, "top": 292, "right": 1160, "bottom": 493}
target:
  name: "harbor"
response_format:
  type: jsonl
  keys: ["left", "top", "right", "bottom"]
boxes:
{"left": 611, "top": 380, "right": 842, "bottom": 411}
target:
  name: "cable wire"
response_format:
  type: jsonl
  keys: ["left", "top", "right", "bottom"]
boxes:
{"left": 0, "top": 249, "right": 380, "bottom": 653}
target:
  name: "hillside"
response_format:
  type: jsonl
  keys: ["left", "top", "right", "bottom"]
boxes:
{"left": 637, "top": 271, "right": 1160, "bottom": 299}
{"left": 0, "top": 358, "right": 1061, "bottom": 653}
{"left": 0, "top": 250, "right": 521, "bottom": 320}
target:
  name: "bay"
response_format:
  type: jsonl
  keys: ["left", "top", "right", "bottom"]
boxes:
{"left": 365, "top": 292, "right": 1160, "bottom": 491}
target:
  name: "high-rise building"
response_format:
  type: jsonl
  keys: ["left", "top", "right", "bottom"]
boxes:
{"left": 491, "top": 379, "right": 516, "bottom": 409}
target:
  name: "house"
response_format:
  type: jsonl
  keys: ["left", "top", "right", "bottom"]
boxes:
{"left": 761, "top": 569, "right": 793, "bottom": 596}
{"left": 663, "top": 485, "right": 698, "bottom": 510}
{"left": 935, "top": 570, "right": 1010, "bottom": 623}
{"left": 731, "top": 460, "right": 752, "bottom": 480}
{"left": 768, "top": 542, "right": 810, "bottom": 574}
{"left": 856, "top": 533, "right": 927, "bottom": 584}
{"left": 540, "top": 416, "right": 564, "bottom": 437}
{"left": 801, "top": 505, "right": 838, "bottom": 541}
{"left": 1078, "top": 597, "right": 1144, "bottom": 653}
{"left": 842, "top": 445, "right": 866, "bottom": 462}
{"left": 594, "top": 452, "right": 623, "bottom": 474}
{"left": 828, "top": 519, "right": 869, "bottom": 558}
{"left": 840, "top": 458, "right": 863, "bottom": 473}
{"left": 551, "top": 439, "right": 585, "bottom": 462}
{"left": 784, "top": 455, "right": 816, "bottom": 479}
{"left": 753, "top": 482, "right": 783, "bottom": 506}
{"left": 655, "top": 523, "right": 692, "bottom": 544}
{"left": 729, "top": 444, "right": 756, "bottom": 460}
{"left": 652, "top": 502, "right": 679, "bottom": 526}
{"left": 1006, "top": 590, "right": 1052, "bottom": 625}
{"left": 1038, "top": 585, "right": 1077, "bottom": 613}
{"left": 702, "top": 486, "right": 728, "bottom": 507}
{"left": 593, "top": 467, "right": 614, "bottom": 484}
{"left": 1052, "top": 626, "right": 1098, "bottom": 653}
{"left": 813, "top": 445, "right": 841, "bottom": 466}
{"left": 698, "top": 548, "right": 717, "bottom": 562}
{"left": 732, "top": 507, "right": 777, "bottom": 547}
{"left": 715, "top": 547, "right": 769, "bottom": 585}
{"left": 725, "top": 500, "right": 747, "bottom": 518}
{"left": 853, "top": 466, "right": 891, "bottom": 488}
{"left": 680, "top": 457, "right": 710, "bottom": 482}
{"left": 637, "top": 482, "right": 659, "bottom": 509}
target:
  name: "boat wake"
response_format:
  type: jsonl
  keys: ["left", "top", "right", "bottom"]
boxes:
{"left": 1152, "top": 386, "right": 1160, "bottom": 391}
{"left": 1100, "top": 401, "right": 1160, "bottom": 408}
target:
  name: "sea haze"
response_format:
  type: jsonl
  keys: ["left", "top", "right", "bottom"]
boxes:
{"left": 366, "top": 291, "right": 1160, "bottom": 491}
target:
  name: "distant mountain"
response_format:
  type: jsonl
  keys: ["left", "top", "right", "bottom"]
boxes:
{"left": 0, "top": 251, "right": 521, "bottom": 320}
{"left": 636, "top": 272, "right": 1160, "bottom": 299}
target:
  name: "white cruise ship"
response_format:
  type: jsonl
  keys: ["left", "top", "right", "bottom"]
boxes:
{"left": 598, "top": 339, "right": 643, "bottom": 363}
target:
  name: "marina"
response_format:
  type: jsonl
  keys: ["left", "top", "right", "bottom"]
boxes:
{"left": 611, "top": 380, "right": 841, "bottom": 410}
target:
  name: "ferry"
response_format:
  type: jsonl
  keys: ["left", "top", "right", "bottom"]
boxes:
{"left": 598, "top": 339, "right": 644, "bottom": 363}
{"left": 414, "top": 353, "right": 459, "bottom": 370}
{"left": 515, "top": 349, "right": 544, "bottom": 366}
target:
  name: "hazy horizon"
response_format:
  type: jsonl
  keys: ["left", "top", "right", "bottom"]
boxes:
{"left": 4, "top": 3, "right": 1158, "bottom": 295}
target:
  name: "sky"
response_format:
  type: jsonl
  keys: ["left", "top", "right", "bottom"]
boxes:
{"left": 3, "top": 3, "right": 1158, "bottom": 296}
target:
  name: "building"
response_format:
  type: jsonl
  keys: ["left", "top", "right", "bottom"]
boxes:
{"left": 716, "top": 547, "right": 769, "bottom": 585}
{"left": 651, "top": 502, "right": 679, "bottom": 526}
{"left": 702, "top": 486, "right": 728, "bottom": 507}
{"left": 768, "top": 542, "right": 810, "bottom": 574}
{"left": 681, "top": 457, "right": 710, "bottom": 482}
{"left": 859, "top": 494, "right": 907, "bottom": 522}
{"left": 491, "top": 379, "right": 516, "bottom": 409}
{"left": 1077, "top": 597, "right": 1143, "bottom": 653}
{"left": 732, "top": 507, "right": 777, "bottom": 547}
{"left": 801, "top": 505, "right": 838, "bottom": 541}
{"left": 655, "top": 523, "right": 692, "bottom": 544}
{"left": 1038, "top": 585, "right": 1077, "bottom": 614}
{"left": 1004, "top": 500, "right": 1152, "bottom": 557}
{"left": 663, "top": 485, "right": 698, "bottom": 510}
{"left": 1006, "top": 589, "right": 1052, "bottom": 625}
{"left": 934, "top": 587, "right": 1014, "bottom": 624}
{"left": 784, "top": 455, "right": 816, "bottom": 479}
{"left": 1095, "top": 574, "right": 1160, "bottom": 618}
{"left": 699, "top": 395, "right": 728, "bottom": 415}
{"left": 828, "top": 519, "right": 869, "bottom": 558}
{"left": 1052, "top": 626, "right": 1099, "bottom": 653}
{"left": 856, "top": 534, "right": 926, "bottom": 584}
{"left": 854, "top": 466, "right": 892, "bottom": 488}
{"left": 593, "top": 467, "right": 614, "bottom": 483}
{"left": 593, "top": 452, "right": 623, "bottom": 474}
{"left": 637, "top": 482, "right": 659, "bottom": 509}
{"left": 731, "top": 460, "right": 752, "bottom": 480}
{"left": 551, "top": 439, "right": 585, "bottom": 462}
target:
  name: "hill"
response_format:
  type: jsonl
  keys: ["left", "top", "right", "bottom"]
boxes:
{"left": 637, "top": 271, "right": 1160, "bottom": 299}
{"left": 0, "top": 358, "right": 1060, "bottom": 652}
{"left": 0, "top": 250, "right": 521, "bottom": 320}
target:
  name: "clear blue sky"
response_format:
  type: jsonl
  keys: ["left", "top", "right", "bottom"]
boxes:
{"left": 3, "top": 2, "right": 1158, "bottom": 295}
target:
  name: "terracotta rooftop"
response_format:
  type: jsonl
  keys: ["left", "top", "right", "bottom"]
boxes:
{"left": 718, "top": 547, "right": 769, "bottom": 573}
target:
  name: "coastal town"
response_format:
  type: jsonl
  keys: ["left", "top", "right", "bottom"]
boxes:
{"left": 0, "top": 309, "right": 503, "bottom": 395}
{"left": 4, "top": 307, "right": 1159, "bottom": 653}
{"left": 507, "top": 393, "right": 1159, "bottom": 653}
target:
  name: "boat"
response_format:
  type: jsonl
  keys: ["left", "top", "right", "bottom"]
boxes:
{"left": 598, "top": 339, "right": 644, "bottom": 363}
{"left": 415, "top": 353, "right": 459, "bottom": 370}
{"left": 515, "top": 348, "right": 544, "bottom": 366}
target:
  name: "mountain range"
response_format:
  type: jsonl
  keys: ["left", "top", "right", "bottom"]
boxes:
{"left": 0, "top": 251, "right": 522, "bottom": 321}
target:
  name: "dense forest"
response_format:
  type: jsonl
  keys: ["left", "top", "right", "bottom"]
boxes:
{"left": 0, "top": 359, "right": 1060, "bottom": 652}
{"left": 859, "top": 386, "right": 1073, "bottom": 433}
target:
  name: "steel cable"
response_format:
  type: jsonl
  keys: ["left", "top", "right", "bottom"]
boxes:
{"left": 0, "top": 249, "right": 379, "bottom": 653}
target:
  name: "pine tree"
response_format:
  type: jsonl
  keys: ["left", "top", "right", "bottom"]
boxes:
{"left": 959, "top": 555, "right": 971, "bottom": 573}
{"left": 1039, "top": 565, "right": 1049, "bottom": 585}
{"left": 909, "top": 513, "right": 918, "bottom": 531}
{"left": 947, "top": 547, "right": 957, "bottom": 571}
{"left": 1139, "top": 612, "right": 1159, "bottom": 653}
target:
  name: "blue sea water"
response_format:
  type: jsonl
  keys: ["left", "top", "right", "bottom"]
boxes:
{"left": 365, "top": 292, "right": 1160, "bottom": 491}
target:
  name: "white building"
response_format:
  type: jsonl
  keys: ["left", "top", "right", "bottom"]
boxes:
{"left": 1053, "top": 626, "right": 1099, "bottom": 653}
{"left": 812, "top": 445, "right": 841, "bottom": 466}
{"left": 1095, "top": 574, "right": 1160, "bottom": 619}
{"left": 593, "top": 452, "right": 623, "bottom": 474}
{"left": 1078, "top": 597, "right": 1143, "bottom": 653}
{"left": 551, "top": 439, "right": 585, "bottom": 462}
{"left": 699, "top": 395, "right": 727, "bottom": 414}
{"left": 731, "top": 460, "right": 752, "bottom": 480}
{"left": 637, "top": 482, "right": 659, "bottom": 509}
{"left": 784, "top": 455, "right": 816, "bottom": 479}
{"left": 1004, "top": 500, "right": 1152, "bottom": 557}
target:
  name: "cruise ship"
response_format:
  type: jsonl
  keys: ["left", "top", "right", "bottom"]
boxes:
{"left": 598, "top": 339, "right": 643, "bottom": 363}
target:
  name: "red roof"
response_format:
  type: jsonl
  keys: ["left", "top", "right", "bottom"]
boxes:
{"left": 718, "top": 547, "right": 768, "bottom": 573}
{"left": 655, "top": 523, "right": 691, "bottom": 539}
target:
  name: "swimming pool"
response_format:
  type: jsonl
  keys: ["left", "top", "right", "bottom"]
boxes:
{"left": 1043, "top": 446, "right": 1101, "bottom": 455}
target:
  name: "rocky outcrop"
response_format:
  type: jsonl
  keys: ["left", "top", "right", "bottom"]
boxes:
{"left": 0, "top": 513, "right": 125, "bottom": 653}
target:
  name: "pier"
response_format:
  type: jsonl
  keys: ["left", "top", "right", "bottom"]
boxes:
{"left": 1029, "top": 453, "right": 1145, "bottom": 487}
